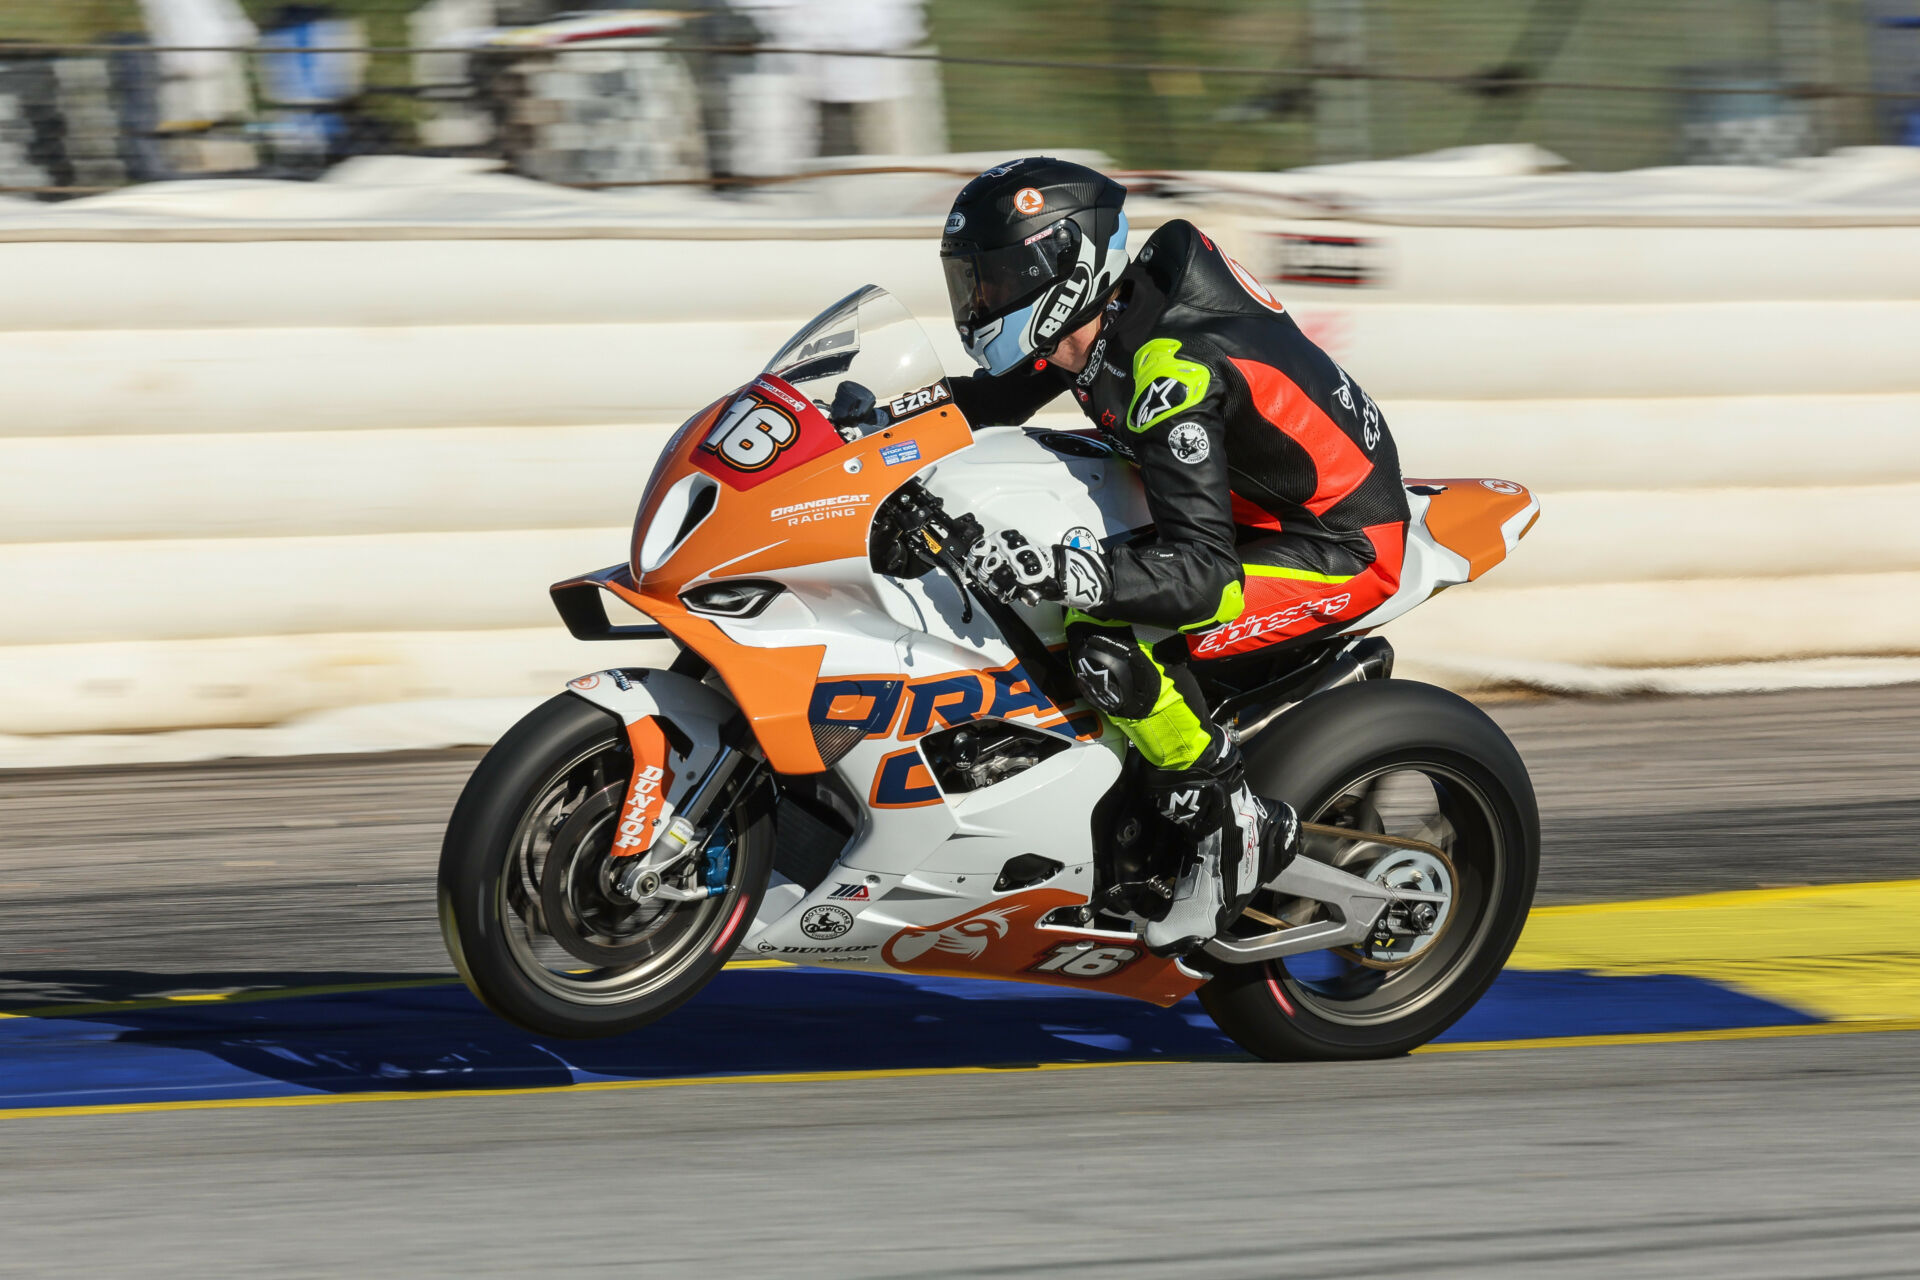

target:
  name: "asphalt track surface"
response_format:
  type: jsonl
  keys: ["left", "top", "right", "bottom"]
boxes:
{"left": 2, "top": 685, "right": 1919, "bottom": 1276}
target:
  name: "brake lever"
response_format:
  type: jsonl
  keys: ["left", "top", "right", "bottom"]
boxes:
{"left": 912, "top": 526, "right": 974, "bottom": 624}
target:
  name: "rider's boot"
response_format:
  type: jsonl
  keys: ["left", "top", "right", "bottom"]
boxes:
{"left": 1139, "top": 737, "right": 1299, "bottom": 958}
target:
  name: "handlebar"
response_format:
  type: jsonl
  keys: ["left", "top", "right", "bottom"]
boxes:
{"left": 890, "top": 479, "right": 1080, "bottom": 711}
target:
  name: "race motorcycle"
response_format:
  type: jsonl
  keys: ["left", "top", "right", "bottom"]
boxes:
{"left": 439, "top": 286, "right": 1542, "bottom": 1060}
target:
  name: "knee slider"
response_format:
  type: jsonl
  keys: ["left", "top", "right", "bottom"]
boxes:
{"left": 1070, "top": 631, "right": 1162, "bottom": 719}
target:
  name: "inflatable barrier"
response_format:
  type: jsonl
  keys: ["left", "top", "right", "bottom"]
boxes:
{"left": 0, "top": 151, "right": 1916, "bottom": 740}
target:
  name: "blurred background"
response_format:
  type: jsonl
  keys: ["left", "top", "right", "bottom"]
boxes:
{"left": 4, "top": 0, "right": 1920, "bottom": 193}
{"left": 2, "top": 1, "right": 1919, "bottom": 763}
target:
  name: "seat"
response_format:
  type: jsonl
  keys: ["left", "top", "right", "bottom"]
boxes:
{"left": 1404, "top": 478, "right": 1539, "bottom": 581}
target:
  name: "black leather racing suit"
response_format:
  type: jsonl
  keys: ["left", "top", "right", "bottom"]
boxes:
{"left": 949, "top": 218, "right": 1411, "bottom": 770}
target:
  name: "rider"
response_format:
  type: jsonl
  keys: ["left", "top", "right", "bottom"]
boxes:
{"left": 940, "top": 157, "right": 1412, "bottom": 958}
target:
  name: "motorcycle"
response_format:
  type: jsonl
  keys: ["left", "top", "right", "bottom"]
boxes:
{"left": 438, "top": 285, "right": 1542, "bottom": 1060}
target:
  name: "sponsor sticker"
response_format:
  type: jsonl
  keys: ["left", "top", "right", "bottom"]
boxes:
{"left": 881, "top": 441, "right": 922, "bottom": 467}
{"left": 567, "top": 674, "right": 601, "bottom": 691}
{"left": 1480, "top": 479, "right": 1525, "bottom": 495}
{"left": 1167, "top": 422, "right": 1210, "bottom": 465}
{"left": 886, "top": 381, "right": 951, "bottom": 419}
{"left": 827, "top": 882, "right": 872, "bottom": 901}
{"left": 756, "top": 943, "right": 878, "bottom": 955}
{"left": 800, "top": 904, "right": 855, "bottom": 940}
{"left": 945, "top": 210, "right": 965, "bottom": 234}
{"left": 1013, "top": 187, "right": 1045, "bottom": 216}
{"left": 770, "top": 493, "right": 870, "bottom": 526}
{"left": 1061, "top": 525, "right": 1098, "bottom": 551}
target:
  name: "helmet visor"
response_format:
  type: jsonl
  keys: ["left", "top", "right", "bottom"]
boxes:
{"left": 941, "top": 220, "right": 1080, "bottom": 329}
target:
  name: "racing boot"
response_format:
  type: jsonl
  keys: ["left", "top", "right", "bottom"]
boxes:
{"left": 1140, "top": 739, "right": 1299, "bottom": 958}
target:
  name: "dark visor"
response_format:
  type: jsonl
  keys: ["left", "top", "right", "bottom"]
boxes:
{"left": 941, "top": 220, "right": 1079, "bottom": 327}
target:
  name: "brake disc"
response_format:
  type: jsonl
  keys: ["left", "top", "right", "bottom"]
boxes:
{"left": 538, "top": 783, "right": 681, "bottom": 965}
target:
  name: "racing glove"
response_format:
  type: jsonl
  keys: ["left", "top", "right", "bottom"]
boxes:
{"left": 965, "top": 529, "right": 1111, "bottom": 609}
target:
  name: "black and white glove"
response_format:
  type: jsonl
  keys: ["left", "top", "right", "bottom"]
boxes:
{"left": 965, "top": 529, "right": 1053, "bottom": 605}
{"left": 964, "top": 529, "right": 1112, "bottom": 610}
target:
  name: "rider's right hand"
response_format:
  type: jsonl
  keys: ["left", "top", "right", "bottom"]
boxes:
{"left": 964, "top": 528, "right": 1056, "bottom": 605}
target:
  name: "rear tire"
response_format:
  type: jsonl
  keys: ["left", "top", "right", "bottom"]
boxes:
{"left": 438, "top": 692, "right": 773, "bottom": 1039}
{"left": 1200, "top": 679, "right": 1538, "bottom": 1061}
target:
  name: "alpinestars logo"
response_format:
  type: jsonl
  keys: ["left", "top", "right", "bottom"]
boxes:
{"left": 1075, "top": 337, "right": 1107, "bottom": 388}
{"left": 1194, "top": 592, "right": 1353, "bottom": 656}
{"left": 1131, "top": 377, "right": 1182, "bottom": 429}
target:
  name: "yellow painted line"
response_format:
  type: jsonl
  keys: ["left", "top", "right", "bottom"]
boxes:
{"left": 0, "top": 977, "right": 457, "bottom": 1022}
{"left": 0, "top": 959, "right": 792, "bottom": 1022}
{"left": 1511, "top": 878, "right": 1920, "bottom": 1023}
{"left": 0, "top": 1058, "right": 1164, "bottom": 1123}
{"left": 9, "top": 1016, "right": 1920, "bottom": 1124}
{"left": 1415, "top": 1015, "right": 1920, "bottom": 1055}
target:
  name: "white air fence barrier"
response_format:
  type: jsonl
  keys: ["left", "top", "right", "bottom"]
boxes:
{"left": 2, "top": 148, "right": 1919, "bottom": 757}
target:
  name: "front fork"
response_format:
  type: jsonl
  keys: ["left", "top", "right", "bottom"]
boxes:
{"left": 563, "top": 665, "right": 762, "bottom": 904}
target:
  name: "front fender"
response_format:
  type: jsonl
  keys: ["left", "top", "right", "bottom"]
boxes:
{"left": 563, "top": 668, "right": 744, "bottom": 854}
{"left": 563, "top": 667, "right": 739, "bottom": 734}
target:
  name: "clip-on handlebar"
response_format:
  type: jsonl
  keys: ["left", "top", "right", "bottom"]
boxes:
{"left": 892, "top": 480, "right": 1080, "bottom": 711}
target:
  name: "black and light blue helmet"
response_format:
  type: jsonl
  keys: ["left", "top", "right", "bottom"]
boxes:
{"left": 939, "top": 157, "right": 1130, "bottom": 376}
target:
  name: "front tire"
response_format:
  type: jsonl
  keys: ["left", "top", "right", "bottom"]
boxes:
{"left": 438, "top": 692, "right": 773, "bottom": 1039}
{"left": 1200, "top": 679, "right": 1538, "bottom": 1061}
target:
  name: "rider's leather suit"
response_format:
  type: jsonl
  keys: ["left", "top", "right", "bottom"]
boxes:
{"left": 950, "top": 219, "right": 1411, "bottom": 771}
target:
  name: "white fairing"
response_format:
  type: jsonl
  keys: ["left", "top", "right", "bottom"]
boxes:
{"left": 563, "top": 667, "right": 734, "bottom": 836}
{"left": 567, "top": 427, "right": 1523, "bottom": 977}
{"left": 1345, "top": 486, "right": 1542, "bottom": 633}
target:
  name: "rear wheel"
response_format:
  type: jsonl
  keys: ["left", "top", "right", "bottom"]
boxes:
{"left": 1200, "top": 679, "right": 1538, "bottom": 1060}
{"left": 438, "top": 693, "right": 773, "bottom": 1039}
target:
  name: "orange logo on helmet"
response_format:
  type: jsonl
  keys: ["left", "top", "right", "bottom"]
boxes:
{"left": 1013, "top": 187, "right": 1045, "bottom": 216}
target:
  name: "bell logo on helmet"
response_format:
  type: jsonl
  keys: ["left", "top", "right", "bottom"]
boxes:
{"left": 1034, "top": 264, "right": 1090, "bottom": 342}
{"left": 945, "top": 210, "right": 966, "bottom": 234}
{"left": 1014, "top": 187, "right": 1045, "bottom": 216}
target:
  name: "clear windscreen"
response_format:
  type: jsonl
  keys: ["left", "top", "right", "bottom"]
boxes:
{"left": 763, "top": 286, "right": 950, "bottom": 417}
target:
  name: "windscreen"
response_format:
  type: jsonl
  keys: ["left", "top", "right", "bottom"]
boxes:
{"left": 763, "top": 286, "right": 951, "bottom": 422}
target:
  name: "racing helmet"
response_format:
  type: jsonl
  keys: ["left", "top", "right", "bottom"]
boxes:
{"left": 939, "top": 157, "right": 1129, "bottom": 375}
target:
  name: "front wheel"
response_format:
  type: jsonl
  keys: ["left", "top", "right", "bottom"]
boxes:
{"left": 1200, "top": 679, "right": 1539, "bottom": 1060}
{"left": 438, "top": 692, "right": 773, "bottom": 1039}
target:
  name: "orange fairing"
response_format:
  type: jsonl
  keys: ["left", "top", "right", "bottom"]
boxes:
{"left": 878, "top": 888, "right": 1205, "bottom": 1007}
{"left": 1412, "top": 478, "right": 1538, "bottom": 580}
{"left": 631, "top": 393, "right": 973, "bottom": 599}
{"left": 571, "top": 396, "right": 973, "bottom": 776}
{"left": 599, "top": 569, "right": 829, "bottom": 774}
